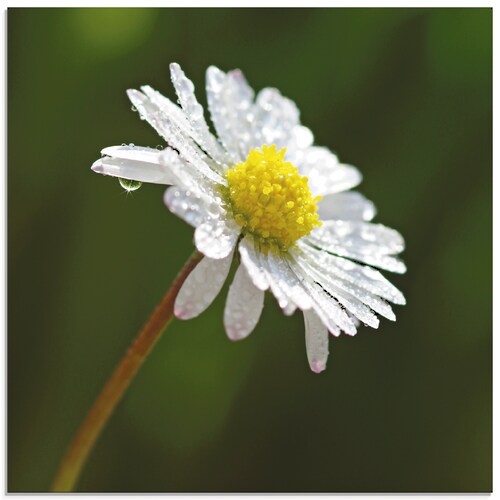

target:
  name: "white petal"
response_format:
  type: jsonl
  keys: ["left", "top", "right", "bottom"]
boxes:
{"left": 159, "top": 147, "right": 220, "bottom": 200}
{"left": 298, "top": 146, "right": 362, "bottom": 196}
{"left": 141, "top": 84, "right": 226, "bottom": 176}
{"left": 164, "top": 186, "right": 212, "bottom": 228}
{"left": 251, "top": 87, "right": 300, "bottom": 151}
{"left": 283, "top": 125, "right": 315, "bottom": 165}
{"left": 293, "top": 254, "right": 379, "bottom": 329}
{"left": 305, "top": 221, "right": 406, "bottom": 274}
{"left": 127, "top": 88, "right": 226, "bottom": 186}
{"left": 295, "top": 242, "right": 406, "bottom": 305}
{"left": 238, "top": 235, "right": 269, "bottom": 291}
{"left": 315, "top": 220, "right": 404, "bottom": 254}
{"left": 317, "top": 191, "right": 376, "bottom": 221}
{"left": 194, "top": 217, "right": 240, "bottom": 259}
{"left": 169, "top": 63, "right": 232, "bottom": 167}
{"left": 206, "top": 66, "right": 254, "bottom": 162}
{"left": 91, "top": 145, "right": 176, "bottom": 184}
{"left": 224, "top": 263, "right": 264, "bottom": 340}
{"left": 101, "top": 145, "right": 162, "bottom": 164}
{"left": 258, "top": 250, "right": 294, "bottom": 314}
{"left": 266, "top": 252, "right": 313, "bottom": 311}
{"left": 290, "top": 260, "right": 356, "bottom": 336}
{"left": 140, "top": 85, "right": 193, "bottom": 139}
{"left": 174, "top": 253, "right": 233, "bottom": 320}
{"left": 304, "top": 309, "right": 329, "bottom": 373}
{"left": 294, "top": 244, "right": 396, "bottom": 321}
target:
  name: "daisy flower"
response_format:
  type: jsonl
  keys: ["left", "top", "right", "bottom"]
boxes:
{"left": 91, "top": 63, "right": 406, "bottom": 373}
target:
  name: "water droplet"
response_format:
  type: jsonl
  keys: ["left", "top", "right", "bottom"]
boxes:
{"left": 131, "top": 105, "right": 137, "bottom": 112}
{"left": 119, "top": 178, "right": 142, "bottom": 192}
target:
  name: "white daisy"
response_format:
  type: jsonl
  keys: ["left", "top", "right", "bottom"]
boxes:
{"left": 91, "top": 63, "right": 406, "bottom": 373}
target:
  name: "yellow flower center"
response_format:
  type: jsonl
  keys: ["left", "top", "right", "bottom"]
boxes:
{"left": 226, "top": 145, "right": 322, "bottom": 251}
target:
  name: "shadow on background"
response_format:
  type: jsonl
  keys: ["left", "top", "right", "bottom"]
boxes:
{"left": 8, "top": 7, "right": 491, "bottom": 492}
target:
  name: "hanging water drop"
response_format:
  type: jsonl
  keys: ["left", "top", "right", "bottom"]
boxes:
{"left": 119, "top": 178, "right": 142, "bottom": 192}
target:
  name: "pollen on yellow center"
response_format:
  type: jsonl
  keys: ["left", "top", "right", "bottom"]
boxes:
{"left": 225, "top": 145, "right": 322, "bottom": 250}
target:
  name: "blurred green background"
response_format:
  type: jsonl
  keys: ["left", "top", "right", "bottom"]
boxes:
{"left": 8, "top": 7, "right": 491, "bottom": 492}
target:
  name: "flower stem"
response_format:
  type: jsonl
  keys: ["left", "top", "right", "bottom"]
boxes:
{"left": 51, "top": 250, "right": 203, "bottom": 492}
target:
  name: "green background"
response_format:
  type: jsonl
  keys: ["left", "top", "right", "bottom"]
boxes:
{"left": 8, "top": 8, "right": 492, "bottom": 492}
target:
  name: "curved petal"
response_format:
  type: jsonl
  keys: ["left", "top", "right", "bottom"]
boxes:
{"left": 298, "top": 146, "right": 362, "bottom": 197}
{"left": 238, "top": 235, "right": 270, "bottom": 291}
{"left": 206, "top": 66, "right": 254, "bottom": 162}
{"left": 91, "top": 145, "right": 176, "bottom": 185}
{"left": 317, "top": 191, "right": 376, "bottom": 221}
{"left": 293, "top": 252, "right": 379, "bottom": 329}
{"left": 224, "top": 263, "right": 264, "bottom": 340}
{"left": 258, "top": 250, "right": 296, "bottom": 315}
{"left": 306, "top": 221, "right": 406, "bottom": 274}
{"left": 290, "top": 260, "right": 357, "bottom": 336}
{"left": 298, "top": 250, "right": 396, "bottom": 321}
{"left": 304, "top": 309, "right": 329, "bottom": 373}
{"left": 169, "top": 63, "right": 232, "bottom": 167}
{"left": 159, "top": 147, "right": 221, "bottom": 200}
{"left": 194, "top": 216, "right": 240, "bottom": 259}
{"left": 174, "top": 253, "right": 233, "bottom": 320}
{"left": 266, "top": 252, "right": 313, "bottom": 312}
{"left": 164, "top": 186, "right": 212, "bottom": 228}
{"left": 295, "top": 242, "right": 406, "bottom": 306}
{"left": 127, "top": 88, "right": 226, "bottom": 186}
{"left": 250, "top": 87, "right": 300, "bottom": 151}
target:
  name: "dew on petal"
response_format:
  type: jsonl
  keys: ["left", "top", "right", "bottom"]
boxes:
{"left": 119, "top": 178, "right": 142, "bottom": 192}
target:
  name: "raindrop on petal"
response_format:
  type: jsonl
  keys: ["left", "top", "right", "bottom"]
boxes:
{"left": 119, "top": 178, "right": 142, "bottom": 192}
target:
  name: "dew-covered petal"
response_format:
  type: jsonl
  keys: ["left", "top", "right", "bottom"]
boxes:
{"left": 312, "top": 220, "right": 405, "bottom": 255}
{"left": 127, "top": 88, "right": 226, "bottom": 187}
{"left": 258, "top": 250, "right": 295, "bottom": 315}
{"left": 238, "top": 235, "right": 270, "bottom": 291}
{"left": 293, "top": 254, "right": 379, "bottom": 329}
{"left": 169, "top": 63, "right": 232, "bottom": 167}
{"left": 295, "top": 242, "right": 405, "bottom": 305}
{"left": 317, "top": 191, "right": 377, "bottom": 221}
{"left": 266, "top": 252, "right": 313, "bottom": 311}
{"left": 298, "top": 146, "right": 362, "bottom": 197}
{"left": 290, "top": 260, "right": 356, "bottom": 336}
{"left": 295, "top": 245, "right": 397, "bottom": 321}
{"left": 194, "top": 216, "right": 240, "bottom": 259}
{"left": 306, "top": 220, "right": 406, "bottom": 273}
{"left": 305, "top": 241, "right": 406, "bottom": 274}
{"left": 251, "top": 87, "right": 300, "bottom": 152}
{"left": 91, "top": 145, "right": 176, "bottom": 185}
{"left": 206, "top": 66, "right": 254, "bottom": 163}
{"left": 140, "top": 85, "right": 225, "bottom": 176}
{"left": 140, "top": 85, "right": 193, "bottom": 139}
{"left": 158, "top": 147, "right": 220, "bottom": 201}
{"left": 224, "top": 263, "right": 264, "bottom": 340}
{"left": 174, "top": 253, "right": 233, "bottom": 320}
{"left": 304, "top": 309, "right": 329, "bottom": 373}
{"left": 164, "top": 186, "right": 213, "bottom": 228}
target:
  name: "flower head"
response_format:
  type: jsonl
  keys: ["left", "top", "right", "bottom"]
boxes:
{"left": 91, "top": 63, "right": 406, "bottom": 373}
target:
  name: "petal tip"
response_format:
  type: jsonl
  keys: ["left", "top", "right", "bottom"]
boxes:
{"left": 310, "top": 361, "right": 326, "bottom": 373}
{"left": 91, "top": 160, "right": 104, "bottom": 174}
{"left": 174, "top": 304, "right": 193, "bottom": 320}
{"left": 225, "top": 326, "right": 245, "bottom": 341}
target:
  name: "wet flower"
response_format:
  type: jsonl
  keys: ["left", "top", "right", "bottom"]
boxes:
{"left": 91, "top": 63, "right": 406, "bottom": 373}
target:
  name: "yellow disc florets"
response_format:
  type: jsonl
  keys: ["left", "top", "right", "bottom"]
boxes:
{"left": 225, "top": 145, "right": 322, "bottom": 251}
